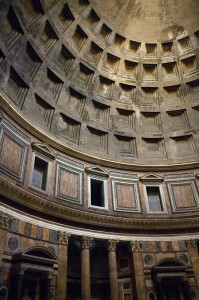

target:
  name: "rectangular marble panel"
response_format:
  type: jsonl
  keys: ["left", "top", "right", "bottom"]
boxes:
{"left": 59, "top": 168, "right": 78, "bottom": 199}
{"left": 172, "top": 184, "right": 197, "bottom": 208}
{"left": 111, "top": 175, "right": 140, "bottom": 212}
{"left": 0, "top": 135, "right": 23, "bottom": 175}
{"left": 55, "top": 157, "right": 83, "bottom": 204}
{"left": 166, "top": 176, "right": 199, "bottom": 212}
{"left": 0, "top": 115, "right": 30, "bottom": 181}
{"left": 115, "top": 183, "right": 136, "bottom": 208}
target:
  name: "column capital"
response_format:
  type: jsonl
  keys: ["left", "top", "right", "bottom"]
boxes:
{"left": 180, "top": 276, "right": 187, "bottom": 283}
{"left": 14, "top": 266, "right": 27, "bottom": 276}
{"left": 107, "top": 239, "right": 119, "bottom": 252}
{"left": 46, "top": 271, "right": 55, "bottom": 279}
{"left": 129, "top": 240, "right": 142, "bottom": 252}
{"left": 185, "top": 240, "right": 198, "bottom": 250}
{"left": 0, "top": 212, "right": 13, "bottom": 229}
{"left": 81, "top": 236, "right": 93, "bottom": 249}
{"left": 57, "top": 231, "right": 71, "bottom": 245}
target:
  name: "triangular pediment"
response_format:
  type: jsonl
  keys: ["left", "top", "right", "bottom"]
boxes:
{"left": 31, "top": 142, "right": 56, "bottom": 160}
{"left": 139, "top": 173, "right": 164, "bottom": 182}
{"left": 85, "top": 166, "right": 109, "bottom": 177}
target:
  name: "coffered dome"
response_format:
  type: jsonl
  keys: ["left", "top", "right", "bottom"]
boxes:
{"left": 0, "top": 0, "right": 199, "bottom": 168}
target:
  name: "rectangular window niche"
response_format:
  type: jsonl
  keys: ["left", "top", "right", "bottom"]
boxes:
{"left": 111, "top": 178, "right": 140, "bottom": 212}
{"left": 55, "top": 159, "right": 83, "bottom": 204}
{"left": 144, "top": 184, "right": 167, "bottom": 214}
{"left": 88, "top": 175, "right": 108, "bottom": 210}
{"left": 31, "top": 156, "right": 48, "bottom": 191}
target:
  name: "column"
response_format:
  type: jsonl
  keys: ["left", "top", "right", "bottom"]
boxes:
{"left": 81, "top": 236, "right": 93, "bottom": 300}
{"left": 16, "top": 270, "right": 24, "bottom": 300}
{"left": 129, "top": 241, "right": 147, "bottom": 300}
{"left": 181, "top": 276, "right": 192, "bottom": 300}
{"left": 9, "top": 267, "right": 26, "bottom": 300}
{"left": 41, "top": 271, "right": 52, "bottom": 300}
{"left": 107, "top": 239, "right": 119, "bottom": 300}
{"left": 0, "top": 213, "right": 12, "bottom": 267}
{"left": 185, "top": 240, "right": 199, "bottom": 288}
{"left": 57, "top": 231, "right": 70, "bottom": 300}
{"left": 155, "top": 277, "right": 165, "bottom": 300}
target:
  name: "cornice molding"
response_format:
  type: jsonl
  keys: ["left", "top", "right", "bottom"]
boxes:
{"left": 1, "top": 176, "right": 199, "bottom": 231}
{"left": 1, "top": 91, "right": 199, "bottom": 172}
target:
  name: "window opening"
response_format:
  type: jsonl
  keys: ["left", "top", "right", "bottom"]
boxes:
{"left": 146, "top": 186, "right": 163, "bottom": 212}
{"left": 31, "top": 157, "right": 48, "bottom": 191}
{"left": 91, "top": 179, "right": 104, "bottom": 207}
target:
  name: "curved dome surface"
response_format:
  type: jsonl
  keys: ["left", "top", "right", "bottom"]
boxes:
{"left": 91, "top": 0, "right": 199, "bottom": 41}
{"left": 0, "top": 0, "right": 198, "bottom": 168}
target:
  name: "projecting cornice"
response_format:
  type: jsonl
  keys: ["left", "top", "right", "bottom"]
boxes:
{"left": 1, "top": 176, "right": 199, "bottom": 231}
{"left": 1, "top": 91, "right": 199, "bottom": 172}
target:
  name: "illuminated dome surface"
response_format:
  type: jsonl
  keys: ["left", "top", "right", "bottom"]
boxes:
{"left": 91, "top": 0, "right": 199, "bottom": 41}
{"left": 0, "top": 0, "right": 198, "bottom": 168}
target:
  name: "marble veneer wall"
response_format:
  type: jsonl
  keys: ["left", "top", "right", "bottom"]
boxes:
{"left": 0, "top": 111, "right": 199, "bottom": 221}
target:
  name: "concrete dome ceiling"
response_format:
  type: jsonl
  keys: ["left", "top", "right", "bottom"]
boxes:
{"left": 91, "top": 0, "right": 199, "bottom": 41}
{"left": 0, "top": 0, "right": 199, "bottom": 167}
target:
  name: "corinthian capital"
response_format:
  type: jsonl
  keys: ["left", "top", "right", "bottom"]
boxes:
{"left": 81, "top": 236, "right": 93, "bottom": 249}
{"left": 57, "top": 231, "right": 71, "bottom": 245}
{"left": 107, "top": 239, "right": 119, "bottom": 252}
{"left": 0, "top": 212, "right": 13, "bottom": 229}
{"left": 129, "top": 240, "right": 142, "bottom": 252}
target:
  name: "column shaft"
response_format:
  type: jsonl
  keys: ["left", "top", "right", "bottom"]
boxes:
{"left": 155, "top": 279, "right": 165, "bottom": 300}
{"left": 57, "top": 232, "right": 70, "bottom": 300}
{"left": 181, "top": 279, "right": 192, "bottom": 300}
{"left": 16, "top": 274, "right": 24, "bottom": 300}
{"left": 81, "top": 236, "right": 93, "bottom": 300}
{"left": 129, "top": 241, "right": 147, "bottom": 300}
{"left": 185, "top": 240, "right": 199, "bottom": 288}
{"left": 108, "top": 250, "right": 119, "bottom": 300}
{"left": 81, "top": 247, "right": 90, "bottom": 300}
{"left": 107, "top": 239, "right": 119, "bottom": 300}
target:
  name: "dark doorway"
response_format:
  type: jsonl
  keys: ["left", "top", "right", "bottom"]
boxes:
{"left": 162, "top": 278, "right": 183, "bottom": 300}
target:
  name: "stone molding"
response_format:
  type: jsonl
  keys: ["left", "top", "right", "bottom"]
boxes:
{"left": 107, "top": 239, "right": 119, "bottom": 251}
{"left": 2, "top": 176, "right": 199, "bottom": 231}
{"left": 0, "top": 212, "right": 13, "bottom": 229}
{"left": 129, "top": 240, "right": 142, "bottom": 252}
{"left": 81, "top": 236, "right": 93, "bottom": 249}
{"left": 57, "top": 231, "right": 71, "bottom": 245}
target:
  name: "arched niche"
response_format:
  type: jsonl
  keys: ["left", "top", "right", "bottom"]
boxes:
{"left": 152, "top": 258, "right": 192, "bottom": 300}
{"left": 8, "top": 247, "right": 58, "bottom": 300}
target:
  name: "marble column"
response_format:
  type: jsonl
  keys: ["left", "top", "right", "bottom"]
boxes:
{"left": 107, "top": 239, "right": 119, "bottom": 300}
{"left": 181, "top": 276, "right": 192, "bottom": 300}
{"left": 57, "top": 231, "right": 70, "bottom": 300}
{"left": 185, "top": 240, "right": 199, "bottom": 288}
{"left": 81, "top": 236, "right": 93, "bottom": 300}
{"left": 155, "top": 278, "right": 165, "bottom": 300}
{"left": 129, "top": 241, "right": 147, "bottom": 300}
{"left": 0, "top": 213, "right": 12, "bottom": 267}
{"left": 13, "top": 267, "right": 26, "bottom": 300}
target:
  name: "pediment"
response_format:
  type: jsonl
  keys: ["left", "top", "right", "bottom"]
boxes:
{"left": 139, "top": 173, "right": 164, "bottom": 182}
{"left": 85, "top": 166, "right": 109, "bottom": 177}
{"left": 31, "top": 142, "right": 56, "bottom": 160}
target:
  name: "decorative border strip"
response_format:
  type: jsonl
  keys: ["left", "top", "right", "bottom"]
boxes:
{"left": 1, "top": 176, "right": 199, "bottom": 231}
